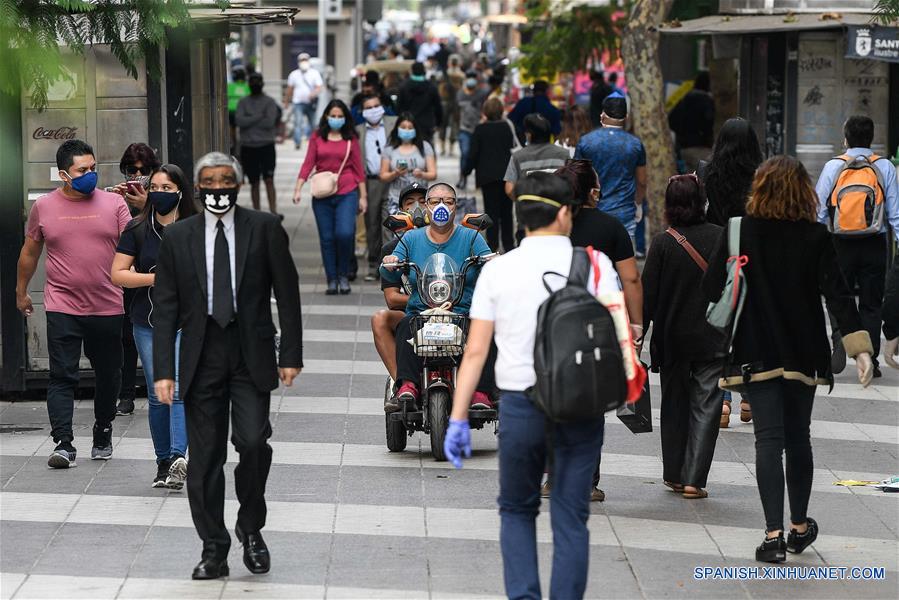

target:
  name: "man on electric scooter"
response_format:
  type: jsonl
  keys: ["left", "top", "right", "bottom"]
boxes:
{"left": 381, "top": 182, "right": 495, "bottom": 412}
{"left": 371, "top": 183, "right": 428, "bottom": 384}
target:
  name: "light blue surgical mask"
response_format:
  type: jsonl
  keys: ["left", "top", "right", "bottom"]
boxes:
{"left": 327, "top": 116, "right": 345, "bottom": 130}
{"left": 410, "top": 74, "right": 426, "bottom": 82}
{"left": 397, "top": 128, "right": 416, "bottom": 142}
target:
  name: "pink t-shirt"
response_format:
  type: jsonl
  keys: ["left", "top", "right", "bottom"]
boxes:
{"left": 298, "top": 133, "right": 365, "bottom": 196}
{"left": 26, "top": 188, "right": 131, "bottom": 316}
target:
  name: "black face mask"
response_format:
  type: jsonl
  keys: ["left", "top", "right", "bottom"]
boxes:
{"left": 147, "top": 191, "right": 180, "bottom": 216}
{"left": 199, "top": 187, "right": 239, "bottom": 215}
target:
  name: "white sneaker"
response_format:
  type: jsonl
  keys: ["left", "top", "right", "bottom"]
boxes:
{"left": 166, "top": 456, "right": 188, "bottom": 490}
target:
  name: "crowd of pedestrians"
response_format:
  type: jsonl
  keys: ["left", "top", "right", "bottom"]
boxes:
{"left": 12, "top": 46, "right": 899, "bottom": 598}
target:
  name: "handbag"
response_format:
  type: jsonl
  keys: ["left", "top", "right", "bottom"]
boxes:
{"left": 310, "top": 140, "right": 351, "bottom": 199}
{"left": 706, "top": 217, "right": 748, "bottom": 346}
{"left": 616, "top": 361, "right": 653, "bottom": 433}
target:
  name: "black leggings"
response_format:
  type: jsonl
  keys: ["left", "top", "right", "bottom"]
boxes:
{"left": 481, "top": 181, "right": 514, "bottom": 253}
{"left": 744, "top": 378, "right": 815, "bottom": 532}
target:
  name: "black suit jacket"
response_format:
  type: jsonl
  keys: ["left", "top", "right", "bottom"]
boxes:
{"left": 152, "top": 206, "right": 303, "bottom": 399}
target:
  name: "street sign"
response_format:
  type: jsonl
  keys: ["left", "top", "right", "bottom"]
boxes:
{"left": 846, "top": 25, "right": 899, "bottom": 63}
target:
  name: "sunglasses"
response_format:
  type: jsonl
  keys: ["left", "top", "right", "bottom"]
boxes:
{"left": 668, "top": 173, "right": 700, "bottom": 185}
{"left": 124, "top": 165, "right": 152, "bottom": 176}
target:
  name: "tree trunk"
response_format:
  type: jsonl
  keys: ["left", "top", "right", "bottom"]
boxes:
{"left": 621, "top": 0, "right": 677, "bottom": 241}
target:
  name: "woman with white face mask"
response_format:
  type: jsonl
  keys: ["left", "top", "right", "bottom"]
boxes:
{"left": 379, "top": 113, "right": 438, "bottom": 215}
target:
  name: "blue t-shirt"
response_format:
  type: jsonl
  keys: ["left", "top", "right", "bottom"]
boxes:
{"left": 575, "top": 127, "right": 646, "bottom": 213}
{"left": 380, "top": 225, "right": 491, "bottom": 315}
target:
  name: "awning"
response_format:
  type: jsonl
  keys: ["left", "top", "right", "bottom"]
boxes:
{"left": 660, "top": 12, "right": 877, "bottom": 35}
{"left": 189, "top": 4, "right": 298, "bottom": 26}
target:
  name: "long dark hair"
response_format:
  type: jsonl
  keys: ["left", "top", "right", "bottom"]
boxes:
{"left": 119, "top": 142, "right": 160, "bottom": 176}
{"left": 316, "top": 99, "right": 356, "bottom": 140}
{"left": 703, "top": 118, "right": 763, "bottom": 222}
{"left": 128, "top": 163, "right": 195, "bottom": 230}
{"left": 388, "top": 112, "right": 427, "bottom": 155}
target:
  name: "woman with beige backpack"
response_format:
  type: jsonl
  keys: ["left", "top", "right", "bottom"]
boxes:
{"left": 294, "top": 99, "right": 367, "bottom": 295}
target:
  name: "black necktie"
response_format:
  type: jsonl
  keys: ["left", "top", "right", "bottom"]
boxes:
{"left": 212, "top": 220, "right": 234, "bottom": 328}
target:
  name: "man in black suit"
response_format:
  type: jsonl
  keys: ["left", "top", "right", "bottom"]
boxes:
{"left": 152, "top": 152, "right": 303, "bottom": 580}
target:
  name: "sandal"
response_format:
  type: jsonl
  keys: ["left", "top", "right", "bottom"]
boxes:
{"left": 720, "top": 400, "right": 730, "bottom": 429}
{"left": 664, "top": 481, "right": 684, "bottom": 492}
{"left": 683, "top": 487, "right": 708, "bottom": 499}
{"left": 740, "top": 401, "right": 752, "bottom": 423}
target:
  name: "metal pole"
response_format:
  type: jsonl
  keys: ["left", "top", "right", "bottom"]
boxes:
{"left": 318, "top": 0, "right": 326, "bottom": 64}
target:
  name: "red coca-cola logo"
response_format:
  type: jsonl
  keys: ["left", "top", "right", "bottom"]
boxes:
{"left": 32, "top": 126, "right": 78, "bottom": 140}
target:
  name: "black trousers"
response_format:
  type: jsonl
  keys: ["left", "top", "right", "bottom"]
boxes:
{"left": 395, "top": 313, "right": 496, "bottom": 393}
{"left": 743, "top": 378, "right": 815, "bottom": 532}
{"left": 832, "top": 233, "right": 887, "bottom": 363}
{"left": 659, "top": 359, "right": 724, "bottom": 488}
{"left": 46, "top": 312, "right": 122, "bottom": 444}
{"left": 482, "top": 181, "right": 515, "bottom": 253}
{"left": 120, "top": 288, "right": 138, "bottom": 401}
{"left": 185, "top": 319, "right": 273, "bottom": 559}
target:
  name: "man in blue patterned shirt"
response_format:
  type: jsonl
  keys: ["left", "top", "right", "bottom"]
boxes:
{"left": 575, "top": 93, "right": 647, "bottom": 240}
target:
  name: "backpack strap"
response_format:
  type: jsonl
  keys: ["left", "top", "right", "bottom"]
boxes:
{"left": 568, "top": 247, "right": 592, "bottom": 288}
{"left": 666, "top": 227, "right": 708, "bottom": 272}
{"left": 728, "top": 217, "right": 742, "bottom": 258}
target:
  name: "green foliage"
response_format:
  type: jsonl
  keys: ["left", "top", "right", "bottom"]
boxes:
{"left": 0, "top": 0, "right": 229, "bottom": 110}
{"left": 519, "top": 0, "right": 625, "bottom": 79}
{"left": 874, "top": 0, "right": 899, "bottom": 23}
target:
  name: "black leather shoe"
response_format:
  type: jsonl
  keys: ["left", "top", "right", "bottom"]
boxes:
{"left": 236, "top": 526, "right": 270, "bottom": 574}
{"left": 191, "top": 557, "right": 229, "bottom": 580}
{"left": 787, "top": 517, "right": 818, "bottom": 554}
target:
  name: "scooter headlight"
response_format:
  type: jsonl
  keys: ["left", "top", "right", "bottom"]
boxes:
{"left": 428, "top": 279, "right": 451, "bottom": 305}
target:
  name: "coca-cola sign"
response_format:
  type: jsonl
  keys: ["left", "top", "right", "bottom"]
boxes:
{"left": 32, "top": 126, "right": 78, "bottom": 140}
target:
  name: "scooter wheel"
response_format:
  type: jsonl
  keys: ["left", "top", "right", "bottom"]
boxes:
{"left": 429, "top": 388, "right": 450, "bottom": 461}
{"left": 386, "top": 414, "right": 407, "bottom": 452}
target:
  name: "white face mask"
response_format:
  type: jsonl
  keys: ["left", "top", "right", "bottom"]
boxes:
{"left": 429, "top": 202, "right": 453, "bottom": 226}
{"left": 299, "top": 61, "right": 310, "bottom": 72}
{"left": 362, "top": 106, "right": 385, "bottom": 125}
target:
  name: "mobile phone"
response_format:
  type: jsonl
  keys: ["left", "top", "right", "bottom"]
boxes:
{"left": 397, "top": 159, "right": 408, "bottom": 171}
{"left": 125, "top": 181, "right": 144, "bottom": 195}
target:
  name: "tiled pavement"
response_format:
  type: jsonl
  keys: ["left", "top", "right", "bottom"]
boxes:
{"left": 1, "top": 144, "right": 898, "bottom": 599}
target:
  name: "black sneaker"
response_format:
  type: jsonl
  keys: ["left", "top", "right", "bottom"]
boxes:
{"left": 153, "top": 459, "right": 172, "bottom": 488}
{"left": 787, "top": 517, "right": 818, "bottom": 554}
{"left": 116, "top": 398, "right": 135, "bottom": 416}
{"left": 873, "top": 364, "right": 882, "bottom": 379}
{"left": 91, "top": 423, "right": 113, "bottom": 460}
{"left": 48, "top": 442, "right": 77, "bottom": 469}
{"left": 756, "top": 533, "right": 787, "bottom": 563}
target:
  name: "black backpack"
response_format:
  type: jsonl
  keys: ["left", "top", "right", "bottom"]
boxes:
{"left": 530, "top": 248, "right": 627, "bottom": 422}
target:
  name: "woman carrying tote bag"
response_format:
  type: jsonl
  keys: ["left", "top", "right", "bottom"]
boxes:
{"left": 294, "top": 99, "right": 367, "bottom": 295}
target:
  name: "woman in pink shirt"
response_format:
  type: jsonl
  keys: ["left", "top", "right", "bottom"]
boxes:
{"left": 293, "top": 99, "right": 367, "bottom": 295}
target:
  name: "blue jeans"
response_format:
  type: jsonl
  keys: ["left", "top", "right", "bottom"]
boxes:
{"left": 497, "top": 391, "right": 604, "bottom": 600}
{"left": 634, "top": 199, "right": 648, "bottom": 254}
{"left": 312, "top": 191, "right": 358, "bottom": 281}
{"left": 133, "top": 324, "right": 186, "bottom": 463}
{"left": 292, "top": 102, "right": 317, "bottom": 146}
{"left": 601, "top": 203, "right": 637, "bottom": 239}
{"left": 458, "top": 130, "right": 472, "bottom": 176}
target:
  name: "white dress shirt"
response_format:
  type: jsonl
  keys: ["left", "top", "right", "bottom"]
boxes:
{"left": 204, "top": 209, "right": 237, "bottom": 315}
{"left": 364, "top": 123, "right": 386, "bottom": 176}
{"left": 469, "top": 235, "right": 620, "bottom": 391}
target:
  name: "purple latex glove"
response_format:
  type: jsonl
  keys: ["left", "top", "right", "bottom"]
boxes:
{"left": 444, "top": 418, "right": 471, "bottom": 469}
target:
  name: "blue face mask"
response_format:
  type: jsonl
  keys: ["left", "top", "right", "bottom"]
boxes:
{"left": 327, "top": 116, "right": 346, "bottom": 130}
{"left": 397, "top": 128, "right": 416, "bottom": 142}
{"left": 410, "top": 74, "right": 426, "bottom": 82}
{"left": 67, "top": 170, "right": 98, "bottom": 195}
